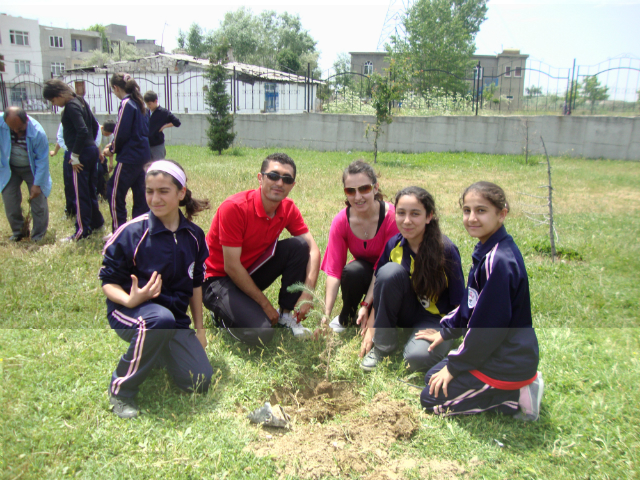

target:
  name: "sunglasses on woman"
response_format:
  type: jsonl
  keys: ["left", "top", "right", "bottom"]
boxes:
{"left": 344, "top": 184, "right": 375, "bottom": 196}
{"left": 262, "top": 171, "right": 295, "bottom": 185}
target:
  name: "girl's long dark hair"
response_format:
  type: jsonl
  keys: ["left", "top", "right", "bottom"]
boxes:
{"left": 395, "top": 186, "right": 447, "bottom": 301}
{"left": 111, "top": 72, "right": 146, "bottom": 115}
{"left": 146, "top": 160, "right": 210, "bottom": 221}
{"left": 42, "top": 79, "right": 76, "bottom": 101}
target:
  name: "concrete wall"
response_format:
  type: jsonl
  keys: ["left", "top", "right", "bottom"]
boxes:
{"left": 30, "top": 113, "right": 640, "bottom": 161}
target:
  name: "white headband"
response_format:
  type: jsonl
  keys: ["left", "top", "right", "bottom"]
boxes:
{"left": 147, "top": 161, "right": 187, "bottom": 187}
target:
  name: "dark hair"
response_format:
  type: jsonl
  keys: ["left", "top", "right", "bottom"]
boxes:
{"left": 3, "top": 106, "right": 28, "bottom": 124}
{"left": 110, "top": 73, "right": 146, "bottom": 114}
{"left": 459, "top": 181, "right": 510, "bottom": 213}
{"left": 42, "top": 79, "right": 76, "bottom": 101}
{"left": 102, "top": 120, "right": 116, "bottom": 134}
{"left": 342, "top": 159, "right": 384, "bottom": 206}
{"left": 143, "top": 90, "right": 158, "bottom": 103}
{"left": 261, "top": 152, "right": 296, "bottom": 179}
{"left": 146, "top": 159, "right": 210, "bottom": 221}
{"left": 395, "top": 186, "right": 447, "bottom": 301}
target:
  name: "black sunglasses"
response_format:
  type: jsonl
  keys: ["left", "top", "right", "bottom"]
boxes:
{"left": 344, "top": 184, "right": 375, "bottom": 196}
{"left": 262, "top": 171, "right": 295, "bottom": 185}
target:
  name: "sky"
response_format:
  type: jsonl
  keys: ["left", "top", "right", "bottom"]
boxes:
{"left": 2, "top": 1, "right": 639, "bottom": 82}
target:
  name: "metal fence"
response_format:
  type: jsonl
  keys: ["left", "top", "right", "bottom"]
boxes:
{"left": 0, "top": 66, "right": 320, "bottom": 115}
{"left": 2, "top": 57, "right": 638, "bottom": 117}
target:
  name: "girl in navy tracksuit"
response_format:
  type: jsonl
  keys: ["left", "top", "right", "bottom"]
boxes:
{"left": 43, "top": 79, "right": 104, "bottom": 240}
{"left": 419, "top": 181, "right": 543, "bottom": 420}
{"left": 99, "top": 160, "right": 213, "bottom": 419}
{"left": 105, "top": 73, "right": 151, "bottom": 233}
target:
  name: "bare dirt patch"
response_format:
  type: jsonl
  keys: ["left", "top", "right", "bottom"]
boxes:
{"left": 246, "top": 379, "right": 470, "bottom": 479}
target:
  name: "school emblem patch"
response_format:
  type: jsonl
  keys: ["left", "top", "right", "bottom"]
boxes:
{"left": 468, "top": 287, "right": 479, "bottom": 308}
{"left": 188, "top": 262, "right": 195, "bottom": 279}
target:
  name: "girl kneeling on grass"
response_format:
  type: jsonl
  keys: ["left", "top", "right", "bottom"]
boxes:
{"left": 359, "top": 186, "right": 465, "bottom": 373}
{"left": 99, "top": 160, "right": 213, "bottom": 419}
{"left": 419, "top": 181, "right": 543, "bottom": 420}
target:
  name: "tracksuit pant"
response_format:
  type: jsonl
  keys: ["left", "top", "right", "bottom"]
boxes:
{"left": 107, "top": 162, "right": 147, "bottom": 232}
{"left": 372, "top": 262, "right": 453, "bottom": 373}
{"left": 62, "top": 150, "right": 76, "bottom": 217}
{"left": 96, "top": 158, "right": 109, "bottom": 200}
{"left": 108, "top": 302, "right": 213, "bottom": 398}
{"left": 149, "top": 143, "right": 166, "bottom": 161}
{"left": 71, "top": 145, "right": 104, "bottom": 240}
{"left": 203, "top": 236, "right": 310, "bottom": 347}
{"left": 337, "top": 259, "right": 374, "bottom": 327}
{"left": 420, "top": 358, "right": 520, "bottom": 416}
{"left": 1, "top": 165, "right": 49, "bottom": 241}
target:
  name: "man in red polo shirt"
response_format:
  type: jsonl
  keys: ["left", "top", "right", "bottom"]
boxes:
{"left": 203, "top": 153, "right": 321, "bottom": 346}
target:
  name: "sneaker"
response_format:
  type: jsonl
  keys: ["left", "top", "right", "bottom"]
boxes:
{"left": 59, "top": 235, "right": 75, "bottom": 243}
{"left": 329, "top": 315, "right": 346, "bottom": 333}
{"left": 360, "top": 346, "right": 387, "bottom": 372}
{"left": 9, "top": 234, "right": 24, "bottom": 242}
{"left": 102, "top": 232, "right": 113, "bottom": 242}
{"left": 277, "top": 311, "right": 312, "bottom": 339}
{"left": 109, "top": 392, "right": 139, "bottom": 419}
{"left": 514, "top": 371, "right": 544, "bottom": 421}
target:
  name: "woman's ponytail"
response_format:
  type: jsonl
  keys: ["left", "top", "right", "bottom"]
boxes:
{"left": 111, "top": 72, "right": 146, "bottom": 114}
{"left": 179, "top": 188, "right": 211, "bottom": 221}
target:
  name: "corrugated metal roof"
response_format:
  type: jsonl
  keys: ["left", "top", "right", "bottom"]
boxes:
{"left": 64, "top": 53, "right": 324, "bottom": 84}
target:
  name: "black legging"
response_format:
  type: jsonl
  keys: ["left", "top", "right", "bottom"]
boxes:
{"left": 338, "top": 259, "right": 374, "bottom": 327}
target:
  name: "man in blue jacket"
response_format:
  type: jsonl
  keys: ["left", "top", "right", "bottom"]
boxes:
{"left": 0, "top": 107, "right": 52, "bottom": 242}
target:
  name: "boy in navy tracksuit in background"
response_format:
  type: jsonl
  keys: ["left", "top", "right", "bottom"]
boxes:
{"left": 144, "top": 91, "right": 181, "bottom": 161}
{"left": 104, "top": 73, "right": 151, "bottom": 234}
{"left": 419, "top": 182, "right": 544, "bottom": 420}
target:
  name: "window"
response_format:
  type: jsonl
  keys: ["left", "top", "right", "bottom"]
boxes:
{"left": 364, "top": 61, "right": 373, "bottom": 75}
{"left": 515, "top": 67, "right": 522, "bottom": 77}
{"left": 15, "top": 60, "right": 31, "bottom": 75}
{"left": 504, "top": 66, "right": 511, "bottom": 77}
{"left": 0, "top": 55, "right": 5, "bottom": 73}
{"left": 11, "top": 87, "right": 27, "bottom": 103}
{"left": 50, "top": 36, "right": 64, "bottom": 48}
{"left": 51, "top": 62, "right": 65, "bottom": 76}
{"left": 71, "top": 39, "right": 82, "bottom": 52}
{"left": 10, "top": 30, "right": 29, "bottom": 46}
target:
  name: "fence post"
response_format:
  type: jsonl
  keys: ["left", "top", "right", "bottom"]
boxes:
{"left": 573, "top": 65, "right": 580, "bottom": 112}
{"left": 307, "top": 63, "right": 311, "bottom": 112}
{"left": 475, "top": 61, "right": 481, "bottom": 115}
{"left": 568, "top": 59, "right": 576, "bottom": 114}
{"left": 233, "top": 66, "right": 236, "bottom": 114}
{"left": 166, "top": 68, "right": 170, "bottom": 111}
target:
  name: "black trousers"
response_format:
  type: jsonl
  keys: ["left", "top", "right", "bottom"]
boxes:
{"left": 106, "top": 162, "right": 147, "bottom": 232}
{"left": 203, "top": 236, "right": 310, "bottom": 347}
{"left": 71, "top": 145, "right": 104, "bottom": 239}
{"left": 338, "top": 259, "right": 374, "bottom": 327}
{"left": 420, "top": 358, "right": 519, "bottom": 416}
{"left": 63, "top": 150, "right": 76, "bottom": 216}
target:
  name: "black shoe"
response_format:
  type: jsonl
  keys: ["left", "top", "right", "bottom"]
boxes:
{"left": 109, "top": 392, "right": 139, "bottom": 419}
{"left": 9, "top": 234, "right": 24, "bottom": 242}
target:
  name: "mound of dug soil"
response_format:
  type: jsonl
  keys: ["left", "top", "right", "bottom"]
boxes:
{"left": 247, "top": 380, "right": 469, "bottom": 479}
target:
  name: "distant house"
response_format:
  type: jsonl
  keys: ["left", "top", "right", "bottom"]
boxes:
{"left": 349, "top": 48, "right": 529, "bottom": 104}
{"left": 62, "top": 53, "right": 324, "bottom": 115}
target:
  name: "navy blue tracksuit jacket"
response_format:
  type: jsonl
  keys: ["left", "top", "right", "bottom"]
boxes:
{"left": 109, "top": 95, "right": 151, "bottom": 164}
{"left": 440, "top": 226, "right": 539, "bottom": 387}
{"left": 99, "top": 211, "right": 209, "bottom": 327}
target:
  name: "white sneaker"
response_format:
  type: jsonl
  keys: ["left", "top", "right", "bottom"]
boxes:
{"left": 277, "top": 311, "right": 312, "bottom": 339}
{"left": 329, "top": 315, "right": 346, "bottom": 333}
{"left": 514, "top": 371, "right": 544, "bottom": 421}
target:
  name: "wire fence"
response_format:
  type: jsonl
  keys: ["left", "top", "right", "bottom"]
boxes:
{"left": 2, "top": 57, "right": 639, "bottom": 117}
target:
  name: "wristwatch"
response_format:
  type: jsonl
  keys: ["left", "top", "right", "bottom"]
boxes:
{"left": 360, "top": 301, "right": 370, "bottom": 309}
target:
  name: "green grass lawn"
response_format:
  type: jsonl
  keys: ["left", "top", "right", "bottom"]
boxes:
{"left": 1, "top": 146, "right": 639, "bottom": 479}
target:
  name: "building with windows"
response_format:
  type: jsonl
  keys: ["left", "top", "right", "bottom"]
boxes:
{"left": 39, "top": 26, "right": 103, "bottom": 78}
{"left": 0, "top": 13, "right": 43, "bottom": 109}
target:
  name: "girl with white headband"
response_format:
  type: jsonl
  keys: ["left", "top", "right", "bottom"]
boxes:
{"left": 99, "top": 159, "right": 213, "bottom": 419}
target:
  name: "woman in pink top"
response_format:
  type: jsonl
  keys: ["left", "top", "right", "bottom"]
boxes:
{"left": 321, "top": 160, "right": 399, "bottom": 332}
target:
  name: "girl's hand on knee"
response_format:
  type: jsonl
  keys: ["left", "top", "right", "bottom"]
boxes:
{"left": 428, "top": 366, "right": 453, "bottom": 398}
{"left": 128, "top": 272, "right": 162, "bottom": 308}
{"left": 415, "top": 329, "right": 444, "bottom": 352}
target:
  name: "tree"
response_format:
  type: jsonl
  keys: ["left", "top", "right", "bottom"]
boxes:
{"left": 205, "top": 48, "right": 236, "bottom": 155}
{"left": 331, "top": 53, "right": 354, "bottom": 91}
{"left": 365, "top": 72, "right": 403, "bottom": 163}
{"left": 83, "top": 42, "right": 148, "bottom": 66}
{"left": 177, "top": 29, "right": 186, "bottom": 49}
{"left": 183, "top": 9, "right": 318, "bottom": 76}
{"left": 184, "top": 23, "right": 212, "bottom": 58}
{"left": 581, "top": 76, "right": 609, "bottom": 114}
{"left": 526, "top": 86, "right": 543, "bottom": 97}
{"left": 390, "top": 0, "right": 487, "bottom": 96}
{"left": 86, "top": 24, "right": 110, "bottom": 52}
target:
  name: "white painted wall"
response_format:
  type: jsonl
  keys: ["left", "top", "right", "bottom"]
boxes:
{"left": 0, "top": 14, "right": 42, "bottom": 82}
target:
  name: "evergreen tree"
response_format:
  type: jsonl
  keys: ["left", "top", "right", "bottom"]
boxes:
{"left": 205, "top": 50, "right": 236, "bottom": 155}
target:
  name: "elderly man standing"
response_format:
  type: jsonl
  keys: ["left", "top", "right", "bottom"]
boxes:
{"left": 0, "top": 107, "right": 52, "bottom": 242}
